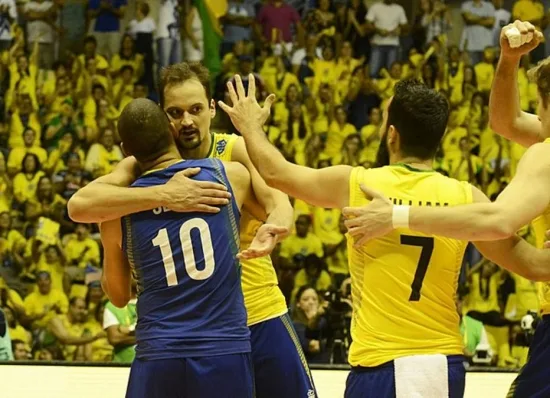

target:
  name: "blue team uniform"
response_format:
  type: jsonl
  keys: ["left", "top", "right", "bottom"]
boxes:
{"left": 122, "top": 159, "right": 254, "bottom": 398}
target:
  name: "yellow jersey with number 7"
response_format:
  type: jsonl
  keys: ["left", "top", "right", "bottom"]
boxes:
{"left": 348, "top": 164, "right": 471, "bottom": 367}
{"left": 208, "top": 132, "right": 288, "bottom": 326}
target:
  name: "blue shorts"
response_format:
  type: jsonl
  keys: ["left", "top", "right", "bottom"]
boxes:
{"left": 345, "top": 355, "right": 465, "bottom": 398}
{"left": 250, "top": 313, "right": 317, "bottom": 398}
{"left": 507, "top": 315, "right": 550, "bottom": 398}
{"left": 125, "top": 353, "right": 254, "bottom": 398}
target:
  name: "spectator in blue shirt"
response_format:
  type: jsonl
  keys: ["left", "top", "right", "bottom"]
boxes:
{"left": 87, "top": 0, "right": 127, "bottom": 59}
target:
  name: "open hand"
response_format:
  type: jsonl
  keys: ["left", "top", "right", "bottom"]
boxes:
{"left": 342, "top": 184, "right": 394, "bottom": 247}
{"left": 160, "top": 168, "right": 232, "bottom": 213}
{"left": 217, "top": 74, "right": 276, "bottom": 135}
{"left": 237, "top": 224, "right": 289, "bottom": 260}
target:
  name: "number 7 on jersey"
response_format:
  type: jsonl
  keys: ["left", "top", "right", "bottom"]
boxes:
{"left": 401, "top": 235, "right": 434, "bottom": 302}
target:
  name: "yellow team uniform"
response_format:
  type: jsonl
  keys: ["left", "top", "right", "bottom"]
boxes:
{"left": 208, "top": 133, "right": 287, "bottom": 326}
{"left": 347, "top": 164, "right": 471, "bottom": 366}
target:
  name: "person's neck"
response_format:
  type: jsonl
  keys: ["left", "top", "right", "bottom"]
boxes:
{"left": 390, "top": 155, "right": 433, "bottom": 169}
{"left": 139, "top": 148, "right": 182, "bottom": 173}
{"left": 179, "top": 132, "right": 213, "bottom": 160}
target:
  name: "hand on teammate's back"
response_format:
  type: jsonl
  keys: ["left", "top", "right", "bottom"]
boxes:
{"left": 237, "top": 224, "right": 290, "bottom": 260}
{"left": 161, "top": 168, "right": 232, "bottom": 214}
{"left": 342, "top": 184, "right": 394, "bottom": 247}
{"left": 218, "top": 74, "right": 276, "bottom": 135}
{"left": 500, "top": 20, "right": 544, "bottom": 59}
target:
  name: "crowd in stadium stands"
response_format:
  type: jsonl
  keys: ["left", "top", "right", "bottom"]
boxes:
{"left": 0, "top": 0, "right": 546, "bottom": 367}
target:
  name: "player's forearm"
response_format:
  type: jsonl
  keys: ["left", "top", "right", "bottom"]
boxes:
{"left": 242, "top": 127, "right": 295, "bottom": 194}
{"left": 489, "top": 55, "right": 526, "bottom": 142}
{"left": 58, "top": 334, "right": 97, "bottom": 346}
{"left": 264, "top": 191, "right": 294, "bottom": 231}
{"left": 476, "top": 236, "right": 550, "bottom": 281}
{"left": 68, "top": 183, "right": 165, "bottom": 223}
{"left": 408, "top": 203, "right": 515, "bottom": 241}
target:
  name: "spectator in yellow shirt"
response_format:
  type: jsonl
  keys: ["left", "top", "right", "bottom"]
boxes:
{"left": 48, "top": 297, "right": 105, "bottom": 361}
{"left": 7, "top": 128, "right": 47, "bottom": 177}
{"left": 9, "top": 94, "right": 41, "bottom": 149}
{"left": 0, "top": 153, "right": 11, "bottom": 213}
{"left": 333, "top": 134, "right": 363, "bottom": 166}
{"left": 35, "top": 244, "right": 67, "bottom": 294}
{"left": 24, "top": 176, "right": 67, "bottom": 225}
{"left": 474, "top": 47, "right": 496, "bottom": 92}
{"left": 84, "top": 128, "right": 124, "bottom": 178}
{"left": 23, "top": 271, "right": 68, "bottom": 331}
{"left": 325, "top": 106, "right": 357, "bottom": 157}
{"left": 12, "top": 153, "right": 45, "bottom": 205}
{"left": 0, "top": 212, "right": 26, "bottom": 274}
{"left": 3, "top": 305, "right": 31, "bottom": 346}
{"left": 446, "top": 137, "right": 484, "bottom": 184}
{"left": 65, "top": 224, "right": 100, "bottom": 269}
{"left": 279, "top": 215, "right": 324, "bottom": 270}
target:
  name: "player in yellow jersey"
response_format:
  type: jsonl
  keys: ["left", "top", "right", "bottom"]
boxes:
{"left": 340, "top": 21, "right": 550, "bottom": 398}
{"left": 219, "top": 74, "right": 550, "bottom": 397}
{"left": 67, "top": 63, "right": 317, "bottom": 398}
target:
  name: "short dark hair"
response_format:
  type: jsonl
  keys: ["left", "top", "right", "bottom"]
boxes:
{"left": 138, "top": 1, "right": 150, "bottom": 16}
{"left": 118, "top": 98, "right": 173, "bottom": 163}
{"left": 387, "top": 79, "right": 449, "bottom": 160}
{"left": 159, "top": 62, "right": 211, "bottom": 107}
{"left": 84, "top": 36, "right": 97, "bottom": 46}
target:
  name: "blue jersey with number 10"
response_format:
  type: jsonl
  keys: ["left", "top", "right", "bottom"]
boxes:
{"left": 121, "top": 159, "right": 249, "bottom": 360}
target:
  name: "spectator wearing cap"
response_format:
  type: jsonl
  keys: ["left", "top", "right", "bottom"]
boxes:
{"left": 48, "top": 296, "right": 105, "bottom": 361}
{"left": 460, "top": 0, "right": 496, "bottom": 65}
{"left": 87, "top": 0, "right": 128, "bottom": 60}
{"left": 23, "top": 271, "right": 68, "bottom": 331}
{"left": 364, "top": 0, "right": 407, "bottom": 78}
{"left": 256, "top": 0, "right": 303, "bottom": 55}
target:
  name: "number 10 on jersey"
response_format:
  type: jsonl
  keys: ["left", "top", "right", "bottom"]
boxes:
{"left": 152, "top": 218, "right": 216, "bottom": 286}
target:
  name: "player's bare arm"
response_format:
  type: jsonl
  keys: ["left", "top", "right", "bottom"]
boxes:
{"left": 344, "top": 142, "right": 550, "bottom": 242}
{"left": 470, "top": 187, "right": 550, "bottom": 281}
{"left": 219, "top": 74, "right": 352, "bottom": 210}
{"left": 100, "top": 218, "right": 133, "bottom": 308}
{"left": 230, "top": 105, "right": 294, "bottom": 237}
{"left": 489, "top": 20, "right": 544, "bottom": 147}
{"left": 68, "top": 156, "right": 232, "bottom": 223}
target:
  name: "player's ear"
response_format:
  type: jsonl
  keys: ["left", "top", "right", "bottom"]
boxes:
{"left": 210, "top": 99, "right": 216, "bottom": 119}
{"left": 387, "top": 125, "right": 397, "bottom": 144}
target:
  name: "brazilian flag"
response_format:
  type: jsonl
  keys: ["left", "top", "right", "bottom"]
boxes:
{"left": 194, "top": 0, "right": 227, "bottom": 91}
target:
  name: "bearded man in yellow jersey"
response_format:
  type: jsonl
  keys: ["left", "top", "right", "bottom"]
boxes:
{"left": 67, "top": 63, "right": 317, "bottom": 398}
{"left": 220, "top": 73, "right": 550, "bottom": 398}
{"left": 341, "top": 21, "right": 550, "bottom": 398}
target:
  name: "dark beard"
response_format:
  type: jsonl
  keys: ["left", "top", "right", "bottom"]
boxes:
{"left": 374, "top": 129, "right": 390, "bottom": 168}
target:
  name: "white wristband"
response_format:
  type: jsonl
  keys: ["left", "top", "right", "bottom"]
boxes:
{"left": 392, "top": 205, "right": 410, "bottom": 229}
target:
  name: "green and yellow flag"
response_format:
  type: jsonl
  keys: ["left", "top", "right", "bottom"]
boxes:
{"left": 194, "top": 0, "right": 227, "bottom": 90}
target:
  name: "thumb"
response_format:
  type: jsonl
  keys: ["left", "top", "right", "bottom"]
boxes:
{"left": 218, "top": 100, "right": 231, "bottom": 114}
{"left": 266, "top": 225, "right": 290, "bottom": 236}
{"left": 263, "top": 94, "right": 276, "bottom": 110}
{"left": 179, "top": 167, "right": 201, "bottom": 177}
{"left": 359, "top": 184, "right": 385, "bottom": 201}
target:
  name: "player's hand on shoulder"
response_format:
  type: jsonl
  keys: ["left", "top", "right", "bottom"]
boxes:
{"left": 342, "top": 184, "right": 394, "bottom": 247}
{"left": 500, "top": 20, "right": 543, "bottom": 59}
{"left": 161, "top": 168, "right": 232, "bottom": 214}
{"left": 217, "top": 74, "right": 276, "bottom": 135}
{"left": 237, "top": 223, "right": 289, "bottom": 260}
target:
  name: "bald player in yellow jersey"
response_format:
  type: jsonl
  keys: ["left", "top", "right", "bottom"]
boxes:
{"left": 67, "top": 62, "right": 316, "bottom": 398}
{"left": 340, "top": 22, "right": 550, "bottom": 398}
{"left": 221, "top": 74, "right": 550, "bottom": 398}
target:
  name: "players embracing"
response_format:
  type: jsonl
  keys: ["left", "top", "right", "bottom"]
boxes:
{"left": 69, "top": 63, "right": 316, "bottom": 398}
